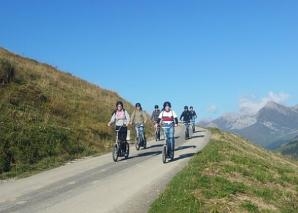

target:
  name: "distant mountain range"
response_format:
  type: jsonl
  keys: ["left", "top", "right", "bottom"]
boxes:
{"left": 201, "top": 101, "right": 298, "bottom": 148}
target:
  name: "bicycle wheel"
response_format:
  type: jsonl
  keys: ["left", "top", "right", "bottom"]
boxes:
{"left": 141, "top": 133, "right": 146, "bottom": 149}
{"left": 187, "top": 127, "right": 190, "bottom": 139}
{"left": 124, "top": 142, "right": 129, "bottom": 159}
{"left": 185, "top": 129, "right": 188, "bottom": 140}
{"left": 112, "top": 143, "right": 119, "bottom": 162}
{"left": 162, "top": 145, "right": 167, "bottom": 164}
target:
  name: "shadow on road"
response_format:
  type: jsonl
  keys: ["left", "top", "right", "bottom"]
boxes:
{"left": 135, "top": 150, "right": 161, "bottom": 158}
{"left": 118, "top": 150, "right": 161, "bottom": 161}
{"left": 175, "top": 145, "right": 196, "bottom": 151}
{"left": 190, "top": 135, "right": 205, "bottom": 139}
{"left": 169, "top": 153, "right": 195, "bottom": 162}
{"left": 148, "top": 144, "right": 164, "bottom": 149}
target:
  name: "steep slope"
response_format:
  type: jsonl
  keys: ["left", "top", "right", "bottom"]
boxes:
{"left": 150, "top": 128, "right": 298, "bottom": 212}
{"left": 275, "top": 137, "right": 298, "bottom": 159}
{"left": 0, "top": 47, "right": 135, "bottom": 178}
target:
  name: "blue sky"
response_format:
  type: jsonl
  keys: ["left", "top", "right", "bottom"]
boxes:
{"left": 1, "top": 0, "right": 297, "bottom": 120}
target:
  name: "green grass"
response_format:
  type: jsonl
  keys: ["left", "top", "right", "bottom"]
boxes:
{"left": 0, "top": 47, "right": 153, "bottom": 179}
{"left": 149, "top": 128, "right": 298, "bottom": 212}
{"left": 241, "top": 201, "right": 259, "bottom": 213}
{"left": 277, "top": 140, "right": 298, "bottom": 159}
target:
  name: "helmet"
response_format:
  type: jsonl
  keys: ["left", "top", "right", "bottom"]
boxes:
{"left": 116, "top": 101, "right": 123, "bottom": 108}
{"left": 135, "top": 103, "right": 141, "bottom": 108}
{"left": 154, "top": 105, "right": 159, "bottom": 109}
{"left": 190, "top": 106, "right": 193, "bottom": 109}
{"left": 184, "top": 105, "right": 188, "bottom": 110}
{"left": 163, "top": 101, "right": 171, "bottom": 108}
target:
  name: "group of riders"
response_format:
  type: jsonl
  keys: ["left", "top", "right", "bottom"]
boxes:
{"left": 107, "top": 101, "right": 197, "bottom": 162}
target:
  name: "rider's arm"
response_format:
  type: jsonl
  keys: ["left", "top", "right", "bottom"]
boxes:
{"left": 108, "top": 113, "right": 116, "bottom": 126}
{"left": 174, "top": 117, "right": 178, "bottom": 125}
{"left": 180, "top": 112, "right": 184, "bottom": 121}
{"left": 172, "top": 111, "right": 179, "bottom": 126}
{"left": 156, "top": 111, "right": 163, "bottom": 124}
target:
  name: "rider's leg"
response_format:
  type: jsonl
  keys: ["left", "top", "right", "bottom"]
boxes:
{"left": 143, "top": 127, "right": 146, "bottom": 142}
{"left": 119, "top": 126, "right": 127, "bottom": 150}
{"left": 168, "top": 125, "right": 175, "bottom": 156}
{"left": 192, "top": 119, "right": 195, "bottom": 131}
{"left": 135, "top": 125, "right": 139, "bottom": 141}
{"left": 115, "top": 126, "right": 121, "bottom": 141}
{"left": 164, "top": 127, "right": 170, "bottom": 154}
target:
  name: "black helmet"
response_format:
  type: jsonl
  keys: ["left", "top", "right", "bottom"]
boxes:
{"left": 116, "top": 101, "right": 123, "bottom": 108}
{"left": 163, "top": 101, "right": 171, "bottom": 108}
{"left": 184, "top": 105, "right": 188, "bottom": 110}
{"left": 135, "top": 103, "right": 141, "bottom": 108}
{"left": 154, "top": 105, "right": 159, "bottom": 109}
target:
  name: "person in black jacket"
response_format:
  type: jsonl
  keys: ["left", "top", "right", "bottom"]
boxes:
{"left": 189, "top": 106, "right": 197, "bottom": 133}
{"left": 151, "top": 105, "right": 161, "bottom": 141}
{"left": 180, "top": 106, "right": 192, "bottom": 123}
{"left": 180, "top": 106, "right": 192, "bottom": 139}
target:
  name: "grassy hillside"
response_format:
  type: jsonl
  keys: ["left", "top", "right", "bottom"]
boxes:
{"left": 0, "top": 47, "right": 141, "bottom": 179}
{"left": 277, "top": 139, "right": 298, "bottom": 159}
{"left": 150, "top": 128, "right": 298, "bottom": 212}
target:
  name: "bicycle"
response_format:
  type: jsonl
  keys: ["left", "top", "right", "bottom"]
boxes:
{"left": 155, "top": 123, "right": 161, "bottom": 141}
{"left": 161, "top": 124, "right": 175, "bottom": 163}
{"left": 112, "top": 126, "right": 129, "bottom": 162}
{"left": 183, "top": 121, "right": 191, "bottom": 140}
{"left": 191, "top": 119, "right": 196, "bottom": 133}
{"left": 135, "top": 124, "right": 146, "bottom": 150}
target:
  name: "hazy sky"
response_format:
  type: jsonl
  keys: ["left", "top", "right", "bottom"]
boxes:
{"left": 1, "top": 0, "right": 297, "bottom": 120}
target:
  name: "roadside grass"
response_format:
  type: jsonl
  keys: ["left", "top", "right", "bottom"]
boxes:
{"left": 149, "top": 128, "right": 298, "bottom": 212}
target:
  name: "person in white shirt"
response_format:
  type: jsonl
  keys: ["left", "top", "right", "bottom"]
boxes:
{"left": 108, "top": 101, "right": 130, "bottom": 142}
{"left": 155, "top": 101, "right": 178, "bottom": 159}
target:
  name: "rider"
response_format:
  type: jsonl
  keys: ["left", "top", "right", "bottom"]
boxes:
{"left": 108, "top": 101, "right": 130, "bottom": 143}
{"left": 180, "top": 106, "right": 192, "bottom": 138}
{"left": 180, "top": 106, "right": 192, "bottom": 124}
{"left": 189, "top": 106, "right": 197, "bottom": 131}
{"left": 151, "top": 105, "right": 161, "bottom": 123}
{"left": 130, "top": 103, "right": 148, "bottom": 143}
{"left": 151, "top": 105, "right": 161, "bottom": 140}
{"left": 156, "top": 101, "right": 178, "bottom": 158}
